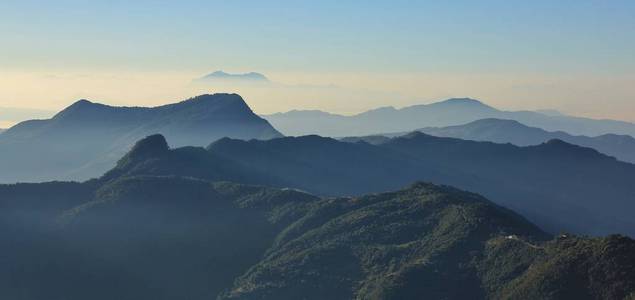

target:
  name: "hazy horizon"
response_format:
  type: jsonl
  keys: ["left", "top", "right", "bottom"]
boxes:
{"left": 2, "top": 69, "right": 635, "bottom": 127}
{"left": 1, "top": 1, "right": 634, "bottom": 126}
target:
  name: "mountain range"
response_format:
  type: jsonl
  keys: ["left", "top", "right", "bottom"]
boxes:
{"left": 416, "top": 118, "right": 635, "bottom": 164}
{"left": 0, "top": 94, "right": 281, "bottom": 183}
{"left": 3, "top": 91, "right": 635, "bottom": 299}
{"left": 91, "top": 133, "right": 635, "bottom": 237}
{"left": 1, "top": 172, "right": 633, "bottom": 299}
{"left": 263, "top": 98, "right": 635, "bottom": 138}
{"left": 346, "top": 118, "right": 635, "bottom": 164}
{"left": 3, "top": 94, "right": 635, "bottom": 237}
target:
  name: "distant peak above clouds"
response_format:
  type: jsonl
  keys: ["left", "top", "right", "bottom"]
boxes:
{"left": 197, "top": 70, "right": 269, "bottom": 83}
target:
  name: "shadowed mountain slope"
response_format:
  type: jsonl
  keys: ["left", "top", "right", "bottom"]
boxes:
{"left": 415, "top": 118, "right": 635, "bottom": 163}
{"left": 94, "top": 134, "right": 635, "bottom": 237}
{"left": 1, "top": 172, "right": 633, "bottom": 299}
{"left": 0, "top": 94, "right": 281, "bottom": 183}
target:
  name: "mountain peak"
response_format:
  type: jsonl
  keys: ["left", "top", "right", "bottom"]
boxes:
{"left": 200, "top": 70, "right": 269, "bottom": 82}
{"left": 73, "top": 99, "right": 94, "bottom": 105}
{"left": 544, "top": 138, "right": 573, "bottom": 147}
{"left": 129, "top": 134, "right": 169, "bottom": 156}
{"left": 206, "top": 136, "right": 238, "bottom": 150}
{"left": 185, "top": 93, "right": 244, "bottom": 103}
{"left": 406, "top": 181, "right": 441, "bottom": 191}
{"left": 63, "top": 99, "right": 97, "bottom": 110}
{"left": 173, "top": 93, "right": 256, "bottom": 117}
{"left": 536, "top": 138, "right": 606, "bottom": 158}
{"left": 210, "top": 70, "right": 229, "bottom": 76}
{"left": 356, "top": 106, "right": 398, "bottom": 117}
{"left": 184, "top": 93, "right": 245, "bottom": 103}
{"left": 401, "top": 131, "right": 435, "bottom": 140}
{"left": 467, "top": 118, "right": 526, "bottom": 127}
{"left": 116, "top": 134, "right": 169, "bottom": 168}
{"left": 53, "top": 99, "right": 111, "bottom": 120}
{"left": 437, "top": 98, "right": 490, "bottom": 107}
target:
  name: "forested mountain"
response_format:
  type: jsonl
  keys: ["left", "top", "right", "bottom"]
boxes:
{"left": 1, "top": 174, "right": 633, "bottom": 299}
{"left": 0, "top": 94, "right": 281, "bottom": 183}
{"left": 263, "top": 98, "right": 635, "bottom": 137}
{"left": 414, "top": 118, "right": 635, "bottom": 163}
{"left": 89, "top": 134, "right": 635, "bottom": 237}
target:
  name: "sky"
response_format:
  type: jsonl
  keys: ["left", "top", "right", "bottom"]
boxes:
{"left": 1, "top": 0, "right": 634, "bottom": 127}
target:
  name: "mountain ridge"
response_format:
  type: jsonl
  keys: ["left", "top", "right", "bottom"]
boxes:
{"left": 94, "top": 133, "right": 635, "bottom": 237}
{"left": 0, "top": 93, "right": 282, "bottom": 183}
{"left": 1, "top": 174, "right": 633, "bottom": 299}
{"left": 263, "top": 98, "right": 635, "bottom": 138}
{"left": 414, "top": 118, "right": 635, "bottom": 163}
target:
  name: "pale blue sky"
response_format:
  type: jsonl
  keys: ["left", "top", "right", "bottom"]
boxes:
{"left": 2, "top": 0, "right": 634, "bottom": 73}
{"left": 0, "top": 1, "right": 634, "bottom": 124}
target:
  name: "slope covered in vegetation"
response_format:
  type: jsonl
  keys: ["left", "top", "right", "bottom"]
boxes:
{"left": 98, "top": 134, "right": 635, "bottom": 237}
{"left": 1, "top": 175, "right": 633, "bottom": 299}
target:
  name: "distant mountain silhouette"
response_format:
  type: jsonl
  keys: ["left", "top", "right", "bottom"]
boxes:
{"left": 263, "top": 97, "right": 635, "bottom": 137}
{"left": 93, "top": 133, "right": 635, "bottom": 237}
{"left": 1, "top": 175, "right": 633, "bottom": 299}
{"left": 196, "top": 70, "right": 269, "bottom": 83}
{"left": 535, "top": 109, "right": 565, "bottom": 116}
{"left": 414, "top": 118, "right": 635, "bottom": 163}
{"left": 0, "top": 94, "right": 282, "bottom": 183}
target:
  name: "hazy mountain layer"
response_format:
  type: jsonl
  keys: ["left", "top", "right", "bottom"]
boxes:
{"left": 198, "top": 70, "right": 269, "bottom": 82}
{"left": 1, "top": 175, "right": 633, "bottom": 299}
{"left": 95, "top": 134, "right": 635, "bottom": 237}
{"left": 414, "top": 118, "right": 635, "bottom": 163}
{"left": 0, "top": 94, "right": 281, "bottom": 183}
{"left": 263, "top": 98, "right": 635, "bottom": 137}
